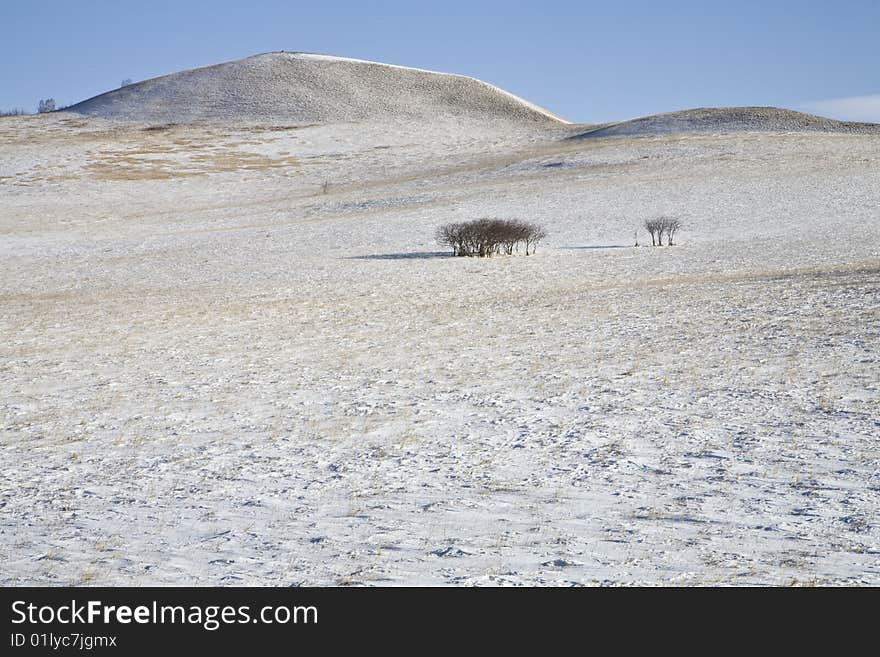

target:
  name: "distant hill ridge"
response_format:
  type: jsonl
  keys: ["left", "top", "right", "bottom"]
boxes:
{"left": 570, "top": 107, "right": 880, "bottom": 138}
{"left": 65, "top": 52, "right": 570, "bottom": 126}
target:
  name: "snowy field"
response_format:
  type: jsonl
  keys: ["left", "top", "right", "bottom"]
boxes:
{"left": 1, "top": 113, "right": 878, "bottom": 585}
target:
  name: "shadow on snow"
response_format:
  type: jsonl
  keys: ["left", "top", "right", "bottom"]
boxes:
{"left": 345, "top": 251, "right": 453, "bottom": 260}
{"left": 559, "top": 245, "right": 630, "bottom": 250}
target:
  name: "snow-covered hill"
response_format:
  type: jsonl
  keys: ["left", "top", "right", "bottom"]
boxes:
{"left": 64, "top": 52, "right": 569, "bottom": 126}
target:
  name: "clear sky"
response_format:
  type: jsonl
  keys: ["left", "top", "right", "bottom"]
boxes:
{"left": 1, "top": 0, "right": 878, "bottom": 123}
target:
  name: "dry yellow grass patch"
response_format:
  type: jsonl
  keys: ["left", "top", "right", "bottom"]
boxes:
{"left": 85, "top": 143, "right": 300, "bottom": 180}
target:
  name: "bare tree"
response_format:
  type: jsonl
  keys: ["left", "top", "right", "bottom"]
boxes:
{"left": 436, "top": 222, "right": 464, "bottom": 256}
{"left": 643, "top": 217, "right": 682, "bottom": 246}
{"left": 436, "top": 219, "right": 548, "bottom": 257}
{"left": 522, "top": 222, "right": 547, "bottom": 255}
{"left": 644, "top": 218, "right": 662, "bottom": 246}
{"left": 121, "top": 78, "right": 133, "bottom": 87}
{"left": 500, "top": 219, "right": 521, "bottom": 255}
{"left": 37, "top": 98, "right": 55, "bottom": 113}
{"left": 660, "top": 216, "right": 682, "bottom": 245}
{"left": 654, "top": 216, "right": 681, "bottom": 246}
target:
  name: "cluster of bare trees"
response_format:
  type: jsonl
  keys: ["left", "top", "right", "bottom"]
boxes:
{"left": 37, "top": 98, "right": 56, "bottom": 114}
{"left": 643, "top": 216, "right": 682, "bottom": 246}
{"left": 437, "top": 219, "right": 547, "bottom": 257}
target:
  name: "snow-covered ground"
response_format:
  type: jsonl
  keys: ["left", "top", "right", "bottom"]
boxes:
{"left": 1, "top": 114, "right": 878, "bottom": 585}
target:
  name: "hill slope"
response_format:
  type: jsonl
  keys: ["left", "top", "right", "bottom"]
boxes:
{"left": 64, "top": 52, "right": 570, "bottom": 126}
{"left": 570, "top": 107, "right": 880, "bottom": 139}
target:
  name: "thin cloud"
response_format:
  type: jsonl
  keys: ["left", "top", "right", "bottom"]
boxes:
{"left": 800, "top": 94, "right": 880, "bottom": 123}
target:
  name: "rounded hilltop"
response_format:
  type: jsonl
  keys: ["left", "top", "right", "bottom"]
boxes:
{"left": 571, "top": 106, "right": 880, "bottom": 138}
{"left": 63, "top": 51, "right": 571, "bottom": 126}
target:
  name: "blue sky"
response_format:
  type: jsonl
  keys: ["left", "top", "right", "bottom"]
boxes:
{"left": 1, "top": 0, "right": 878, "bottom": 122}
